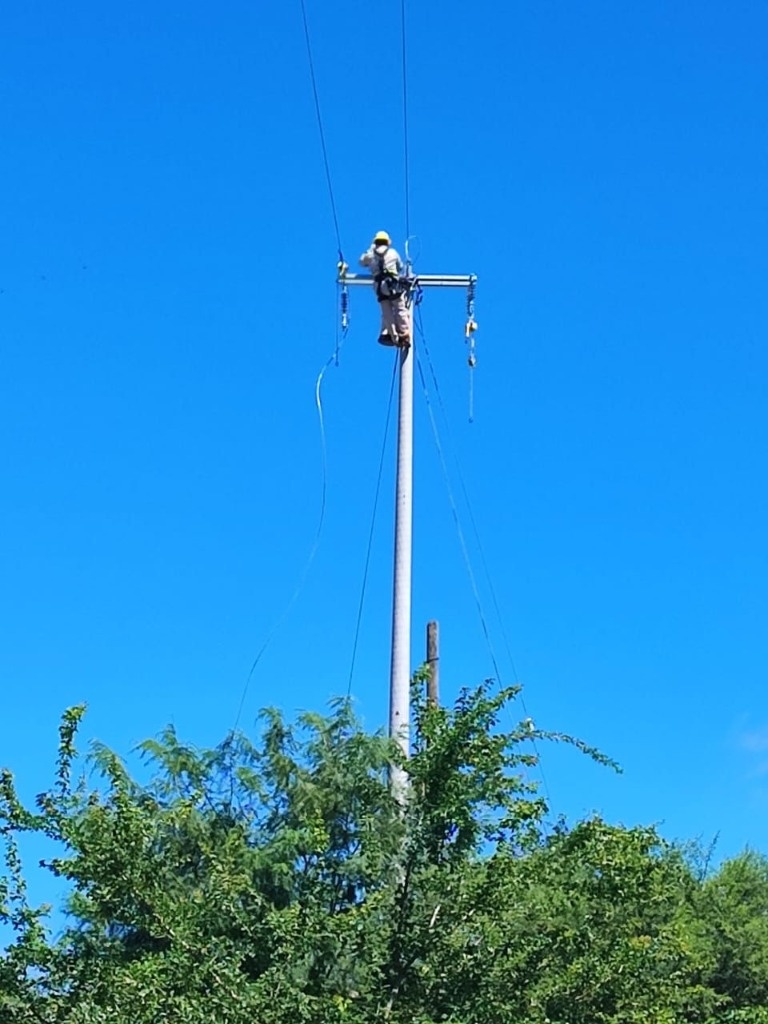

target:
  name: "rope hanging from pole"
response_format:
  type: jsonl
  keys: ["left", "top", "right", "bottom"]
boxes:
{"left": 233, "top": 333, "right": 349, "bottom": 729}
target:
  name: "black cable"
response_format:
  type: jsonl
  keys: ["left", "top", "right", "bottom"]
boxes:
{"left": 299, "top": 0, "right": 344, "bottom": 259}
{"left": 233, "top": 333, "right": 350, "bottom": 731}
{"left": 414, "top": 310, "right": 551, "bottom": 803}
{"left": 415, "top": 350, "right": 504, "bottom": 684}
{"left": 416, "top": 308, "right": 521, "bottom": 683}
{"left": 234, "top": 2, "right": 348, "bottom": 729}
{"left": 347, "top": 354, "right": 399, "bottom": 695}
{"left": 401, "top": 0, "right": 411, "bottom": 241}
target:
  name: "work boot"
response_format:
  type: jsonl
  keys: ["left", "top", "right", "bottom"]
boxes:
{"left": 378, "top": 332, "right": 396, "bottom": 347}
{"left": 396, "top": 333, "right": 411, "bottom": 348}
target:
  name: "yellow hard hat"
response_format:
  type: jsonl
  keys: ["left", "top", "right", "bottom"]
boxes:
{"left": 373, "top": 230, "right": 391, "bottom": 245}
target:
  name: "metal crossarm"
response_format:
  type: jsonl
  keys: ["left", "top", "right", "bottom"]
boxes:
{"left": 337, "top": 272, "right": 476, "bottom": 288}
{"left": 336, "top": 259, "right": 478, "bottom": 801}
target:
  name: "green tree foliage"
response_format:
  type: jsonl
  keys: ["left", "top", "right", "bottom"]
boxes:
{"left": 682, "top": 850, "right": 768, "bottom": 1021}
{"left": 1, "top": 681, "right": 767, "bottom": 1023}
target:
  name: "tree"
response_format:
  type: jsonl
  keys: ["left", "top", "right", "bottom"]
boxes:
{"left": 1, "top": 679, "right": 766, "bottom": 1023}
{"left": 685, "top": 850, "right": 768, "bottom": 1020}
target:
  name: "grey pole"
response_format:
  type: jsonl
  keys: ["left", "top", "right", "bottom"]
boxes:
{"left": 388, "top": 306, "right": 414, "bottom": 800}
{"left": 337, "top": 267, "right": 475, "bottom": 797}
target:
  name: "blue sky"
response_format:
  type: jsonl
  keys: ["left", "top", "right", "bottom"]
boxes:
{"left": 1, "top": 0, "right": 768, "bottom": 915}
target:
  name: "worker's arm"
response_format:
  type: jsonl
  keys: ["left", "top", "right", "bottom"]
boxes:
{"left": 359, "top": 247, "right": 374, "bottom": 267}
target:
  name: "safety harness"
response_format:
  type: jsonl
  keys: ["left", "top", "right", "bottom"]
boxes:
{"left": 373, "top": 247, "right": 407, "bottom": 303}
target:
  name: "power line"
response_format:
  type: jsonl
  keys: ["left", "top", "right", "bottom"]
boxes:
{"left": 347, "top": 354, "right": 399, "bottom": 695}
{"left": 414, "top": 310, "right": 551, "bottom": 802}
{"left": 414, "top": 349, "right": 504, "bottom": 685}
{"left": 401, "top": 0, "right": 411, "bottom": 242}
{"left": 416, "top": 310, "right": 522, "bottom": 684}
{"left": 232, "top": 1, "right": 350, "bottom": 727}
{"left": 299, "top": 0, "right": 344, "bottom": 259}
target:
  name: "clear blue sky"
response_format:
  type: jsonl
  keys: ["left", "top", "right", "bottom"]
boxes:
{"left": 1, "top": 0, "right": 767, "bottom": 906}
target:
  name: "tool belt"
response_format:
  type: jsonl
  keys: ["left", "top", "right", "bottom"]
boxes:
{"left": 375, "top": 274, "right": 407, "bottom": 302}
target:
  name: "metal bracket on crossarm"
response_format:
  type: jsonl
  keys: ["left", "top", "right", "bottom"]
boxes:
{"left": 334, "top": 263, "right": 479, "bottom": 801}
{"left": 336, "top": 270, "right": 478, "bottom": 337}
{"left": 337, "top": 272, "right": 476, "bottom": 289}
{"left": 336, "top": 267, "right": 479, "bottom": 419}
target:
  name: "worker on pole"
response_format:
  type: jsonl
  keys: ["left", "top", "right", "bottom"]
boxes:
{"left": 359, "top": 231, "right": 411, "bottom": 348}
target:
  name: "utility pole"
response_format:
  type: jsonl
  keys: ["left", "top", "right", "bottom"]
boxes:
{"left": 338, "top": 267, "right": 476, "bottom": 798}
{"left": 426, "top": 620, "right": 439, "bottom": 707}
{"left": 389, "top": 324, "right": 413, "bottom": 798}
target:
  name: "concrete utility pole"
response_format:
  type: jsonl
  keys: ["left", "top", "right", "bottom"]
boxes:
{"left": 390, "top": 325, "right": 413, "bottom": 798}
{"left": 338, "top": 268, "right": 476, "bottom": 798}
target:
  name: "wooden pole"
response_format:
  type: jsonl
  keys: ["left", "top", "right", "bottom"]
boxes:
{"left": 426, "top": 620, "right": 439, "bottom": 707}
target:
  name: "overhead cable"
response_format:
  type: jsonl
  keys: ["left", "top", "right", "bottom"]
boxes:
{"left": 347, "top": 354, "right": 400, "bottom": 695}
{"left": 299, "top": 0, "right": 345, "bottom": 259}
{"left": 401, "top": 0, "right": 412, "bottom": 243}
{"left": 414, "top": 310, "right": 551, "bottom": 802}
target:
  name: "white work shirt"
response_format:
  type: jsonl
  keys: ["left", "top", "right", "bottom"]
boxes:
{"left": 359, "top": 244, "right": 404, "bottom": 298}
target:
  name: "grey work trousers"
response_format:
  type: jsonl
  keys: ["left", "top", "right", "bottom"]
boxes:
{"left": 379, "top": 295, "right": 410, "bottom": 339}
